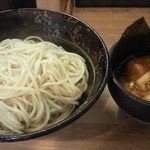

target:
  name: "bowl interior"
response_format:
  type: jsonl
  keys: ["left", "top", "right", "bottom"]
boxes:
{"left": 0, "top": 9, "right": 109, "bottom": 141}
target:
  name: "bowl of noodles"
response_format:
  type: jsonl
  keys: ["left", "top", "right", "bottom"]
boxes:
{"left": 108, "top": 18, "right": 150, "bottom": 123}
{"left": 0, "top": 9, "right": 109, "bottom": 141}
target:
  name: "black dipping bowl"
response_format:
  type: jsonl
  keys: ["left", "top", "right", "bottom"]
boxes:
{"left": 0, "top": 9, "right": 109, "bottom": 142}
{"left": 108, "top": 42, "right": 150, "bottom": 123}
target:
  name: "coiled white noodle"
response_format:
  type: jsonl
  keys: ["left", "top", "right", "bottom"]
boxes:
{"left": 0, "top": 36, "right": 89, "bottom": 134}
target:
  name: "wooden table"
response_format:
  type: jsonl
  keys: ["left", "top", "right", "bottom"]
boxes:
{"left": 1, "top": 7, "right": 150, "bottom": 150}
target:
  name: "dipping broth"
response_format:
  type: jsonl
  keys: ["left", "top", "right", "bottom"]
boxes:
{"left": 118, "top": 54, "right": 150, "bottom": 101}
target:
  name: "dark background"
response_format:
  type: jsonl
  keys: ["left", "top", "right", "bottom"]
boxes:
{"left": 75, "top": 0, "right": 150, "bottom": 7}
{"left": 0, "top": 0, "right": 36, "bottom": 11}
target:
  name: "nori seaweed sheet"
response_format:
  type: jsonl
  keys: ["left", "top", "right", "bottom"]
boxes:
{"left": 115, "top": 17, "right": 150, "bottom": 52}
{"left": 110, "top": 17, "right": 150, "bottom": 71}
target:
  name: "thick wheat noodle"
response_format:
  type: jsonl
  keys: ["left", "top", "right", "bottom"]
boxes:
{"left": 0, "top": 36, "right": 89, "bottom": 134}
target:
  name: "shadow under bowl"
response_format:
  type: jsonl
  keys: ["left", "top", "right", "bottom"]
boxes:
{"left": 0, "top": 8, "right": 109, "bottom": 142}
{"left": 108, "top": 42, "right": 150, "bottom": 123}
